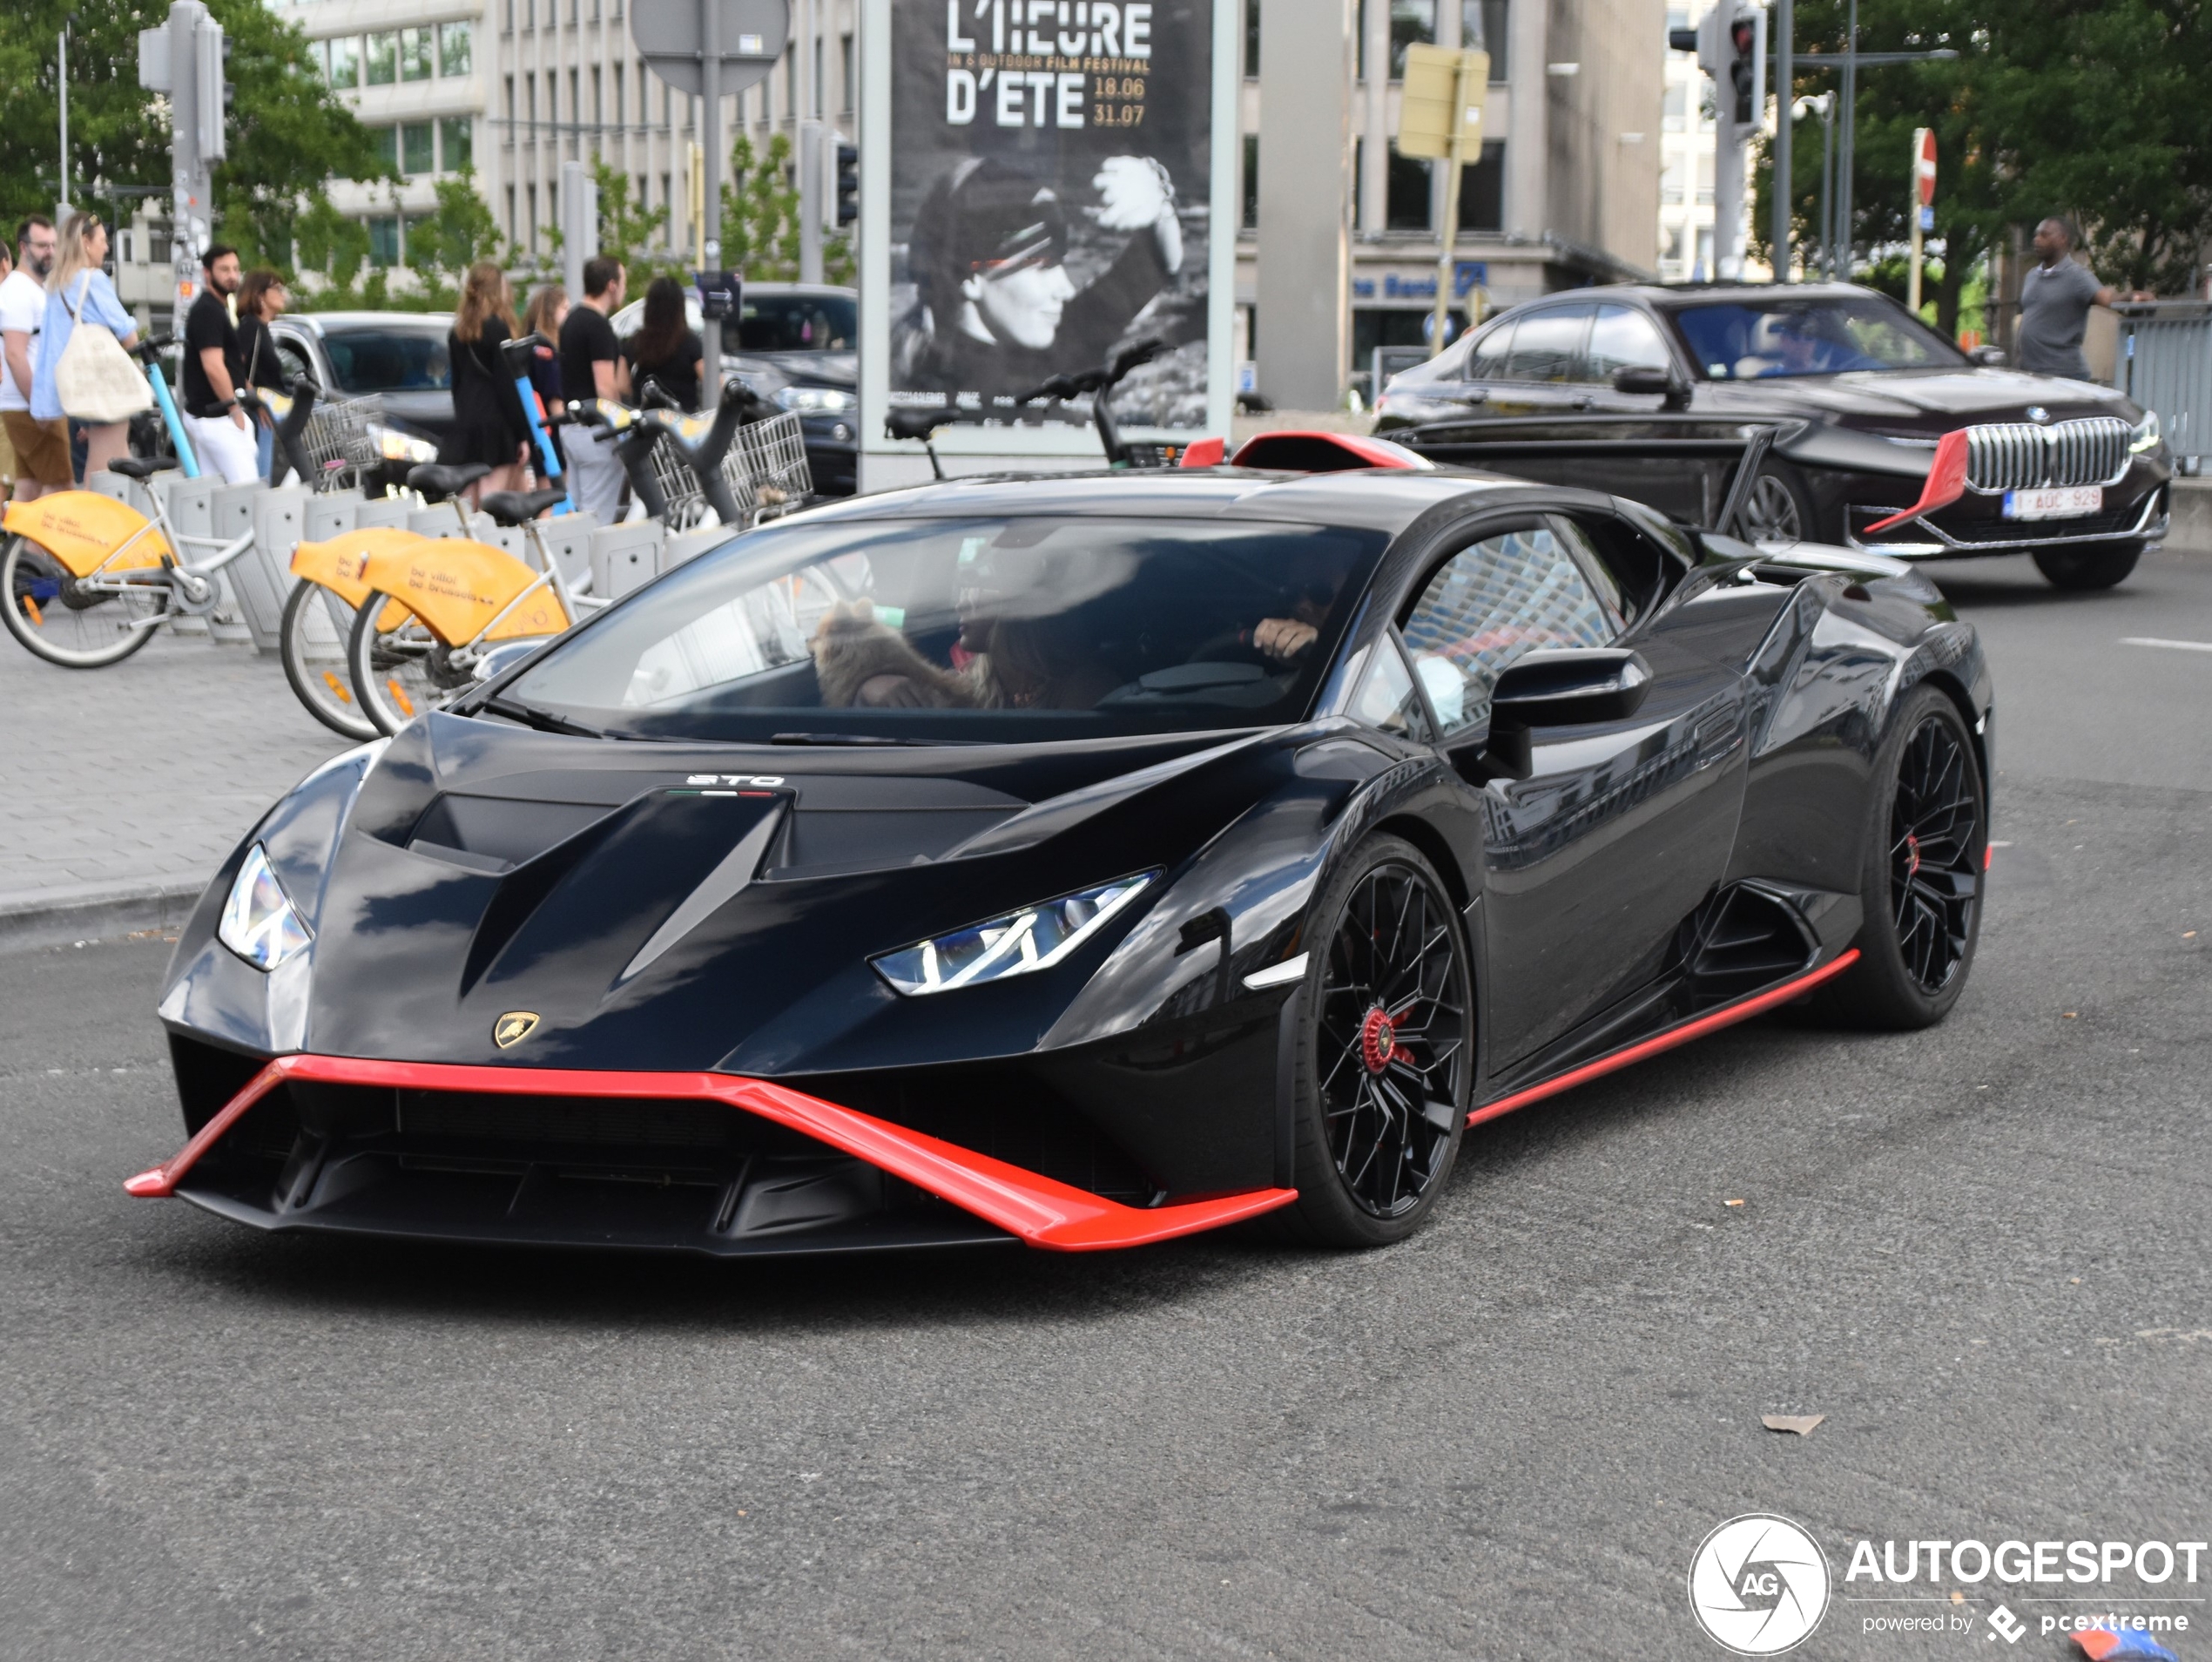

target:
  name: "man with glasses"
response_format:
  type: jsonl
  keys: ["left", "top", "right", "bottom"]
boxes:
{"left": 1, "top": 217, "right": 67, "bottom": 501}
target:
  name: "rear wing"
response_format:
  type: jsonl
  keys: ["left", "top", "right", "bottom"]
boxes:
{"left": 1394, "top": 414, "right": 1796, "bottom": 538}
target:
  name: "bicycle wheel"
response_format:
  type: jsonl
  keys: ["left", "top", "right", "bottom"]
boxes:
{"left": 1, "top": 534, "right": 170, "bottom": 668}
{"left": 280, "top": 579, "right": 380, "bottom": 740}
{"left": 346, "top": 588, "right": 481, "bottom": 735}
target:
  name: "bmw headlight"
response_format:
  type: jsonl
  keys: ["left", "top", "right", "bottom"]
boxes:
{"left": 775, "top": 384, "right": 856, "bottom": 414}
{"left": 2130, "top": 409, "right": 2161, "bottom": 453}
{"left": 872, "top": 872, "right": 1157, "bottom": 995}
{"left": 367, "top": 420, "right": 439, "bottom": 465}
{"left": 218, "top": 844, "right": 314, "bottom": 970}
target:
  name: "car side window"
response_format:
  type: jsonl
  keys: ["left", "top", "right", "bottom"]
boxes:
{"left": 1346, "top": 637, "right": 1433, "bottom": 743}
{"left": 1399, "top": 524, "right": 1618, "bottom": 739}
{"left": 1546, "top": 516, "right": 1630, "bottom": 628}
{"left": 1585, "top": 305, "right": 1673, "bottom": 380}
{"left": 1463, "top": 319, "right": 1515, "bottom": 382}
{"left": 276, "top": 342, "right": 317, "bottom": 387}
{"left": 1506, "top": 307, "right": 1594, "bottom": 383}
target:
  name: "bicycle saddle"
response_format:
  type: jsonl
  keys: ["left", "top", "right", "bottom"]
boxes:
{"left": 477, "top": 486, "right": 570, "bottom": 527}
{"left": 406, "top": 462, "right": 491, "bottom": 500}
{"left": 109, "top": 456, "right": 175, "bottom": 480}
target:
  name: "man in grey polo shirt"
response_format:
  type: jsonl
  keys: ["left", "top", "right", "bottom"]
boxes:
{"left": 2017, "top": 219, "right": 2142, "bottom": 381}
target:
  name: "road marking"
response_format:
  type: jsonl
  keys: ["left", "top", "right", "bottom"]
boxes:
{"left": 2121, "top": 636, "right": 2212, "bottom": 652}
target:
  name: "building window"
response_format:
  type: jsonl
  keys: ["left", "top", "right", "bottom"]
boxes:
{"left": 1462, "top": 0, "right": 1507, "bottom": 78}
{"left": 841, "top": 32, "right": 854, "bottom": 112}
{"left": 1390, "top": 0, "right": 1435, "bottom": 79}
{"left": 504, "top": 74, "right": 516, "bottom": 121}
{"left": 1457, "top": 138, "right": 1505, "bottom": 230}
{"left": 783, "top": 46, "right": 794, "bottom": 118}
{"left": 570, "top": 70, "right": 581, "bottom": 128}
{"left": 327, "top": 36, "right": 360, "bottom": 88}
{"left": 1696, "top": 155, "right": 1714, "bottom": 205}
{"left": 504, "top": 0, "right": 514, "bottom": 34}
{"left": 1662, "top": 84, "right": 1685, "bottom": 132}
{"left": 1244, "top": 0, "right": 1258, "bottom": 78}
{"left": 440, "top": 21, "right": 471, "bottom": 76}
{"left": 506, "top": 186, "right": 516, "bottom": 240}
{"left": 614, "top": 64, "right": 624, "bottom": 125}
{"left": 1242, "top": 132, "right": 1258, "bottom": 228}
{"left": 1695, "top": 226, "right": 1714, "bottom": 275}
{"left": 365, "top": 31, "right": 398, "bottom": 84}
{"left": 1386, "top": 151, "right": 1430, "bottom": 230}
{"left": 368, "top": 215, "right": 402, "bottom": 267}
{"left": 527, "top": 74, "right": 538, "bottom": 124}
{"left": 661, "top": 172, "right": 672, "bottom": 216}
{"left": 400, "top": 26, "right": 433, "bottom": 81}
{"left": 401, "top": 121, "right": 435, "bottom": 175}
{"left": 441, "top": 117, "right": 473, "bottom": 172}
{"left": 372, "top": 125, "right": 399, "bottom": 171}
{"left": 593, "top": 67, "right": 603, "bottom": 124}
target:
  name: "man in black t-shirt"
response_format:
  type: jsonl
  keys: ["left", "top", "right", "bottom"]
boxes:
{"left": 559, "top": 255, "right": 629, "bottom": 518}
{"left": 180, "top": 246, "right": 260, "bottom": 483}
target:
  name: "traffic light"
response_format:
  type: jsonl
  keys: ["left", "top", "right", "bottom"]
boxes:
{"left": 196, "top": 15, "right": 229, "bottom": 161}
{"left": 834, "top": 143, "right": 859, "bottom": 227}
{"left": 1729, "top": 15, "right": 1757, "bottom": 126}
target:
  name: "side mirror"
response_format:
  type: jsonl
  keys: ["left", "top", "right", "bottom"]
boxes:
{"left": 1443, "top": 648, "right": 1652, "bottom": 783}
{"left": 1612, "top": 363, "right": 1692, "bottom": 409}
{"left": 1969, "top": 344, "right": 2007, "bottom": 368}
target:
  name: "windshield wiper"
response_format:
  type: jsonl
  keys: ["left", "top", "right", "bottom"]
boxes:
{"left": 482, "top": 697, "right": 609, "bottom": 739}
{"left": 768, "top": 731, "right": 953, "bottom": 747}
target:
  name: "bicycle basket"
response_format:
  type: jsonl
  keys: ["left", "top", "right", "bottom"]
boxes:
{"left": 723, "top": 412, "right": 813, "bottom": 516}
{"left": 644, "top": 435, "right": 718, "bottom": 531}
{"left": 300, "top": 394, "right": 386, "bottom": 494}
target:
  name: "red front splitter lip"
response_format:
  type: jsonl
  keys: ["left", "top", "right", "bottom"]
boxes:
{"left": 125, "top": 1054, "right": 1297, "bottom": 1253}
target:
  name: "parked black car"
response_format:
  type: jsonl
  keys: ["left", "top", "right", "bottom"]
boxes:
{"left": 612, "top": 282, "right": 858, "bottom": 497}
{"left": 1375, "top": 281, "right": 2171, "bottom": 589}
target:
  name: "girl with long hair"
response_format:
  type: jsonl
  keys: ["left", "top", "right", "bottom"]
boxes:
{"left": 235, "top": 268, "right": 290, "bottom": 482}
{"left": 520, "top": 284, "right": 570, "bottom": 463}
{"left": 437, "top": 260, "right": 530, "bottom": 503}
{"left": 623, "top": 276, "right": 702, "bottom": 410}
{"left": 34, "top": 212, "right": 141, "bottom": 481}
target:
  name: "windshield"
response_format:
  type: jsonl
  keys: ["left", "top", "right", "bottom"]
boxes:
{"left": 501, "top": 516, "right": 1387, "bottom": 744}
{"left": 1664, "top": 296, "right": 1966, "bottom": 380}
{"left": 735, "top": 294, "right": 856, "bottom": 352}
{"left": 319, "top": 325, "right": 452, "bottom": 393}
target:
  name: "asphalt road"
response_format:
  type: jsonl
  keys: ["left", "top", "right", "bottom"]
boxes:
{"left": 2, "top": 551, "right": 2206, "bottom": 1662}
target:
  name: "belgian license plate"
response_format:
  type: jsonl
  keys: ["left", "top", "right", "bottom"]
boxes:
{"left": 2003, "top": 485, "right": 2102, "bottom": 520}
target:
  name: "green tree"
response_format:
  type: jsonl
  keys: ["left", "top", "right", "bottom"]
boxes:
{"left": 719, "top": 134, "right": 855, "bottom": 285}
{"left": 405, "top": 171, "right": 509, "bottom": 310}
{"left": 590, "top": 161, "right": 685, "bottom": 284}
{"left": 0, "top": 0, "right": 381, "bottom": 272}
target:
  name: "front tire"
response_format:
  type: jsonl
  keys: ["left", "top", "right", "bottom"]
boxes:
{"left": 1814, "top": 684, "right": 1986, "bottom": 1029}
{"left": 280, "top": 580, "right": 380, "bottom": 740}
{"left": 1272, "top": 834, "right": 1473, "bottom": 1247}
{"left": 2033, "top": 542, "right": 2140, "bottom": 591}
{"left": 1, "top": 534, "right": 169, "bottom": 667}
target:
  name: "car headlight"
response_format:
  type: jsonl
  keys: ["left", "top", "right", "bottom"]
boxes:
{"left": 774, "top": 385, "right": 856, "bottom": 414}
{"left": 872, "top": 872, "right": 1158, "bottom": 995}
{"left": 218, "top": 844, "right": 314, "bottom": 970}
{"left": 367, "top": 421, "right": 438, "bottom": 465}
{"left": 2130, "top": 409, "right": 2161, "bottom": 453}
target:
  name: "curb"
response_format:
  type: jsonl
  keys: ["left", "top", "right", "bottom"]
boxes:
{"left": 0, "top": 875, "right": 212, "bottom": 956}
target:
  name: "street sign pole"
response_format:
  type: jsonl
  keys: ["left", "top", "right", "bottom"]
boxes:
{"left": 799, "top": 0, "right": 822, "bottom": 283}
{"left": 1397, "top": 43, "right": 1488, "bottom": 360}
{"left": 1906, "top": 126, "right": 1934, "bottom": 315}
{"left": 701, "top": 0, "right": 723, "bottom": 397}
{"left": 1772, "top": 0, "right": 1791, "bottom": 279}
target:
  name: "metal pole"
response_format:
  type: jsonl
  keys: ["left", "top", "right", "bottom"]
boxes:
{"left": 1427, "top": 51, "right": 1471, "bottom": 357}
{"left": 57, "top": 23, "right": 69, "bottom": 216}
{"left": 1837, "top": 0, "right": 1856, "bottom": 279}
{"left": 1818, "top": 98, "right": 1833, "bottom": 279}
{"left": 799, "top": 0, "right": 822, "bottom": 281}
{"left": 1906, "top": 132, "right": 1923, "bottom": 314}
{"left": 1771, "top": 0, "right": 1791, "bottom": 279}
{"left": 701, "top": 0, "right": 724, "bottom": 398}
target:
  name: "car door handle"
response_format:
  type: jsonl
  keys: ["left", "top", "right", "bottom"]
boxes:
{"left": 1568, "top": 394, "right": 1594, "bottom": 410}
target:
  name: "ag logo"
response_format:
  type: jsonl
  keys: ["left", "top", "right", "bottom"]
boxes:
{"left": 1688, "top": 1514, "right": 1831, "bottom": 1654}
{"left": 493, "top": 1010, "right": 541, "bottom": 1048}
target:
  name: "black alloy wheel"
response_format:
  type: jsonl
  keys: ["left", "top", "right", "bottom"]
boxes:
{"left": 1740, "top": 470, "right": 1810, "bottom": 543}
{"left": 2032, "top": 542, "right": 2141, "bottom": 591}
{"left": 1274, "top": 834, "right": 1472, "bottom": 1246}
{"left": 1810, "top": 684, "right": 1986, "bottom": 1029}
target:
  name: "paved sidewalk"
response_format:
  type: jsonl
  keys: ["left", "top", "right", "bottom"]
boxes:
{"left": 0, "top": 631, "right": 349, "bottom": 938}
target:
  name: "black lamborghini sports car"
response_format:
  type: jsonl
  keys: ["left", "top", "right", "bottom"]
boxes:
{"left": 134, "top": 455, "right": 1993, "bottom": 1255}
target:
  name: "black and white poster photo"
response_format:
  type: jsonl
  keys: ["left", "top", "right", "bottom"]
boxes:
{"left": 887, "top": 0, "right": 1213, "bottom": 430}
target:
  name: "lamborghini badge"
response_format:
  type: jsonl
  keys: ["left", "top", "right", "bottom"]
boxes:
{"left": 493, "top": 1011, "right": 541, "bottom": 1048}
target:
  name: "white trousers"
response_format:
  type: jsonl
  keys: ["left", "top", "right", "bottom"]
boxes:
{"left": 184, "top": 411, "right": 262, "bottom": 485}
{"left": 565, "top": 428, "right": 626, "bottom": 521}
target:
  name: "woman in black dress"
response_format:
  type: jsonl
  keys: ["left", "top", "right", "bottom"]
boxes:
{"left": 624, "top": 276, "right": 704, "bottom": 411}
{"left": 437, "top": 261, "right": 531, "bottom": 504}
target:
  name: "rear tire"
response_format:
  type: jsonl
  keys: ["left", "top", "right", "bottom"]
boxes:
{"left": 1268, "top": 834, "right": 1473, "bottom": 1248}
{"left": 1809, "top": 684, "right": 1985, "bottom": 1029}
{"left": 280, "top": 580, "right": 380, "bottom": 740}
{"left": 2033, "top": 542, "right": 2140, "bottom": 590}
{"left": 1, "top": 533, "right": 169, "bottom": 668}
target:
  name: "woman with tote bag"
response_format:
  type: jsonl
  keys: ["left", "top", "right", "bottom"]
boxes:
{"left": 33, "top": 213, "right": 146, "bottom": 482}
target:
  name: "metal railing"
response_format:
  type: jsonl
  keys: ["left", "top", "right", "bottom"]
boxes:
{"left": 2117, "top": 301, "right": 2212, "bottom": 470}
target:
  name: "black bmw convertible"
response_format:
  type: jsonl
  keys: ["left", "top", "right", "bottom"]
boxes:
{"left": 136, "top": 460, "right": 1992, "bottom": 1254}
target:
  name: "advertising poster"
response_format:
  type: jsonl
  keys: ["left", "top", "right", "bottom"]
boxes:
{"left": 861, "top": 0, "right": 1236, "bottom": 473}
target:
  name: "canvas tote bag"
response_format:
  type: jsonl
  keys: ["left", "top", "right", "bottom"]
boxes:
{"left": 55, "top": 274, "right": 153, "bottom": 424}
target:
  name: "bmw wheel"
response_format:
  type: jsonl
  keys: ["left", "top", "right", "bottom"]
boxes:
{"left": 1275, "top": 834, "right": 1473, "bottom": 1247}
{"left": 1739, "top": 465, "right": 1814, "bottom": 544}
{"left": 2032, "top": 542, "right": 2140, "bottom": 591}
{"left": 1814, "top": 684, "right": 1986, "bottom": 1029}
